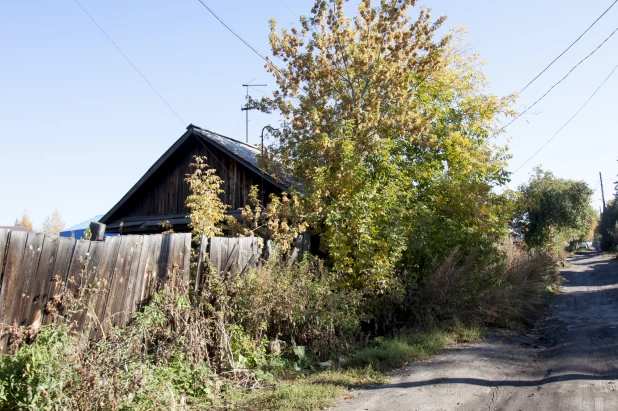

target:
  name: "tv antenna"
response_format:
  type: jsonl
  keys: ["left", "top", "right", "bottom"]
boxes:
{"left": 241, "top": 79, "right": 267, "bottom": 143}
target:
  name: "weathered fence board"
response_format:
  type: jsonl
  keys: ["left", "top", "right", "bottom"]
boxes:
{"left": 23, "top": 235, "right": 60, "bottom": 328}
{"left": 142, "top": 234, "right": 163, "bottom": 301}
{"left": 14, "top": 233, "right": 45, "bottom": 328}
{"left": 0, "top": 229, "right": 10, "bottom": 282}
{"left": 0, "top": 231, "right": 192, "bottom": 351}
{"left": 103, "top": 236, "right": 144, "bottom": 331}
{"left": 70, "top": 240, "right": 105, "bottom": 332}
{"left": 88, "top": 235, "right": 121, "bottom": 340}
{"left": 43, "top": 237, "right": 75, "bottom": 325}
{"left": 0, "top": 230, "right": 29, "bottom": 351}
{"left": 194, "top": 235, "right": 209, "bottom": 292}
{"left": 206, "top": 236, "right": 262, "bottom": 278}
{"left": 125, "top": 235, "right": 152, "bottom": 321}
{"left": 119, "top": 236, "right": 146, "bottom": 326}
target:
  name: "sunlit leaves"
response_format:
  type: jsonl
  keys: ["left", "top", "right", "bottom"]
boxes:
{"left": 185, "top": 156, "right": 229, "bottom": 242}
{"left": 260, "top": 0, "right": 515, "bottom": 290}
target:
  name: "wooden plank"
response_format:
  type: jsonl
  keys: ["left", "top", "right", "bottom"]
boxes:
{"left": 157, "top": 234, "right": 172, "bottom": 286}
{"left": 238, "top": 237, "right": 254, "bottom": 274}
{"left": 0, "top": 228, "right": 10, "bottom": 286}
{"left": 124, "top": 235, "right": 151, "bottom": 319}
{"left": 119, "top": 236, "right": 145, "bottom": 325}
{"left": 222, "top": 238, "right": 230, "bottom": 275}
{"left": 64, "top": 240, "right": 92, "bottom": 296}
{"left": 102, "top": 236, "right": 142, "bottom": 331}
{"left": 11, "top": 232, "right": 45, "bottom": 327}
{"left": 195, "top": 235, "right": 208, "bottom": 293}
{"left": 88, "top": 235, "right": 121, "bottom": 340}
{"left": 223, "top": 243, "right": 239, "bottom": 275}
{"left": 42, "top": 237, "right": 76, "bottom": 325}
{"left": 209, "top": 237, "right": 221, "bottom": 274}
{"left": 181, "top": 233, "right": 191, "bottom": 287}
{"left": 164, "top": 233, "right": 184, "bottom": 286}
{"left": 0, "top": 230, "right": 28, "bottom": 351}
{"left": 60, "top": 240, "right": 92, "bottom": 326}
{"left": 21, "top": 235, "right": 60, "bottom": 329}
{"left": 69, "top": 240, "right": 105, "bottom": 333}
{"left": 142, "top": 234, "right": 163, "bottom": 300}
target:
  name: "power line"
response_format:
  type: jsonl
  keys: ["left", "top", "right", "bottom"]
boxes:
{"left": 506, "top": 24, "right": 618, "bottom": 129}
{"left": 511, "top": 60, "right": 618, "bottom": 174}
{"left": 519, "top": 0, "right": 618, "bottom": 93}
{"left": 276, "top": 0, "right": 300, "bottom": 19}
{"left": 195, "top": 0, "right": 270, "bottom": 64}
{"left": 195, "top": 0, "right": 290, "bottom": 84}
{"left": 72, "top": 0, "right": 186, "bottom": 125}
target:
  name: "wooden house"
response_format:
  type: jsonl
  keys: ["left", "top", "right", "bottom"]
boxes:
{"left": 100, "top": 124, "right": 288, "bottom": 234}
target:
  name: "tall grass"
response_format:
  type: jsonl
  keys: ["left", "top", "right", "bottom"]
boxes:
{"left": 412, "top": 241, "right": 559, "bottom": 327}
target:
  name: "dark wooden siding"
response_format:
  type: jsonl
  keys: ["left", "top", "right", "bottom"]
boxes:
{"left": 105, "top": 136, "right": 282, "bottom": 232}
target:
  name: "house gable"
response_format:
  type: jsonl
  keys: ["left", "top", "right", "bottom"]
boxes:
{"left": 100, "top": 125, "right": 286, "bottom": 234}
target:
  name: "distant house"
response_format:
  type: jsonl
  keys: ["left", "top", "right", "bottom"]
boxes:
{"left": 0, "top": 226, "right": 29, "bottom": 232}
{"left": 59, "top": 215, "right": 119, "bottom": 239}
{"left": 99, "top": 124, "right": 288, "bottom": 235}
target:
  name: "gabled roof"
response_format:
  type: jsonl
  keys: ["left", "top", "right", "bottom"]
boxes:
{"left": 100, "top": 125, "right": 288, "bottom": 225}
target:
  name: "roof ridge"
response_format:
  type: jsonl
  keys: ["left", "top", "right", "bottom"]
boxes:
{"left": 188, "top": 124, "right": 259, "bottom": 151}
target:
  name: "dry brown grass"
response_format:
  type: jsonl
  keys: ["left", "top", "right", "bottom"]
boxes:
{"left": 414, "top": 241, "right": 559, "bottom": 328}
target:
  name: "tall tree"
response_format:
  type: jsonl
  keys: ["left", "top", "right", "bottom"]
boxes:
{"left": 257, "top": 0, "right": 515, "bottom": 290}
{"left": 14, "top": 213, "right": 33, "bottom": 230}
{"left": 516, "top": 168, "right": 594, "bottom": 249}
{"left": 41, "top": 210, "right": 65, "bottom": 236}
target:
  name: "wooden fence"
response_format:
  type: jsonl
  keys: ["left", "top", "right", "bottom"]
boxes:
{"left": 0, "top": 229, "right": 310, "bottom": 352}
{"left": 195, "top": 233, "right": 311, "bottom": 289}
{"left": 0, "top": 229, "right": 191, "bottom": 351}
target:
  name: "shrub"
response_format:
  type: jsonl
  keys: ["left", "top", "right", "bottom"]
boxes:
{"left": 230, "top": 254, "right": 364, "bottom": 359}
{"left": 0, "top": 251, "right": 365, "bottom": 410}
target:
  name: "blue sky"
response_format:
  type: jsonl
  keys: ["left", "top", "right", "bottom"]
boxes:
{"left": 1, "top": 0, "right": 617, "bottom": 228}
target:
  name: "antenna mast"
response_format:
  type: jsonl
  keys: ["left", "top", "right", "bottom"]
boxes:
{"left": 241, "top": 80, "right": 267, "bottom": 143}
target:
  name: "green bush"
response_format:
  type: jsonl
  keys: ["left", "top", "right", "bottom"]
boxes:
{"left": 0, "top": 325, "right": 78, "bottom": 410}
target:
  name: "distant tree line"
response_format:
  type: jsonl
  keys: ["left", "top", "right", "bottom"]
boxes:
{"left": 14, "top": 210, "right": 65, "bottom": 236}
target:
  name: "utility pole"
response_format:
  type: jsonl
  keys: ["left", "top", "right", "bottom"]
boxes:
{"left": 600, "top": 172, "right": 606, "bottom": 212}
{"left": 241, "top": 81, "right": 267, "bottom": 143}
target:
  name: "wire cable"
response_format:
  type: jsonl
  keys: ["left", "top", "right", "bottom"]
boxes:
{"left": 195, "top": 0, "right": 291, "bottom": 84}
{"left": 506, "top": 24, "right": 618, "bottom": 129}
{"left": 511, "top": 60, "right": 618, "bottom": 174}
{"left": 520, "top": 0, "right": 618, "bottom": 93}
{"left": 72, "top": 0, "right": 186, "bottom": 125}
{"left": 196, "top": 0, "right": 270, "bottom": 64}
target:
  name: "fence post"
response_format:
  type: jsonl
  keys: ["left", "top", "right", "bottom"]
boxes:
{"left": 89, "top": 222, "right": 106, "bottom": 241}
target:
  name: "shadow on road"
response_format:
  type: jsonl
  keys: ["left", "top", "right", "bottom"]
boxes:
{"left": 362, "top": 373, "right": 618, "bottom": 391}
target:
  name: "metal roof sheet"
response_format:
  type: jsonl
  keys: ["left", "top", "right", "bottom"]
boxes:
{"left": 192, "top": 127, "right": 262, "bottom": 169}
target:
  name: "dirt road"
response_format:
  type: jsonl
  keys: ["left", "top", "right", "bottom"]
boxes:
{"left": 333, "top": 253, "right": 618, "bottom": 411}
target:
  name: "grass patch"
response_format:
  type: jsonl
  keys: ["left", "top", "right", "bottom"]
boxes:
{"left": 346, "top": 321, "right": 483, "bottom": 371}
{"left": 239, "top": 321, "right": 484, "bottom": 410}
